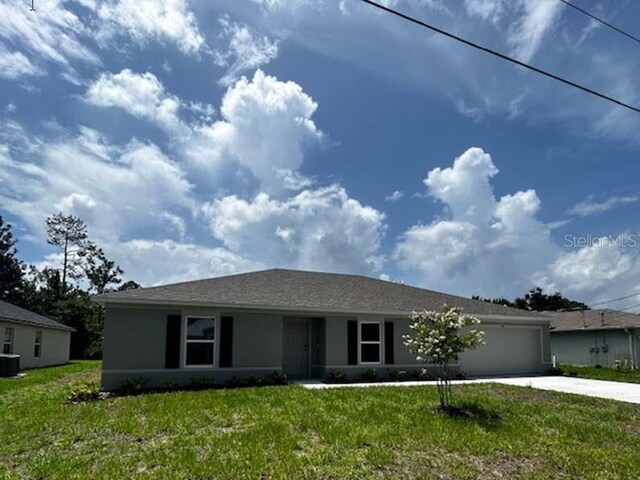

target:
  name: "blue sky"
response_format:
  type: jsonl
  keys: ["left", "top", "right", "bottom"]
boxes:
{"left": 1, "top": 0, "right": 639, "bottom": 307}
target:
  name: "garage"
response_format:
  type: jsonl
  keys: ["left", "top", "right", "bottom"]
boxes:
{"left": 459, "top": 325, "right": 543, "bottom": 376}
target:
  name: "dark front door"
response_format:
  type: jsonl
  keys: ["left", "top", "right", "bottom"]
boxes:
{"left": 283, "top": 318, "right": 309, "bottom": 378}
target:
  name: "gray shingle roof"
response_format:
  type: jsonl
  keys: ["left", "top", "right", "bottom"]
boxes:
{"left": 94, "top": 268, "right": 544, "bottom": 319}
{"left": 546, "top": 308, "right": 640, "bottom": 332}
{"left": 0, "top": 300, "right": 75, "bottom": 332}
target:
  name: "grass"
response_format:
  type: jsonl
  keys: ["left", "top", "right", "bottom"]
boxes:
{"left": 1, "top": 363, "right": 640, "bottom": 479}
{"left": 555, "top": 364, "right": 640, "bottom": 384}
{"left": 0, "top": 360, "right": 100, "bottom": 394}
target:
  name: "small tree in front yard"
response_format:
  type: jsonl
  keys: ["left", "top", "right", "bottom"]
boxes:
{"left": 403, "top": 305, "right": 484, "bottom": 409}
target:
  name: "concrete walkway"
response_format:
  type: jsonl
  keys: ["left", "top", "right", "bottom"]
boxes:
{"left": 298, "top": 376, "right": 640, "bottom": 404}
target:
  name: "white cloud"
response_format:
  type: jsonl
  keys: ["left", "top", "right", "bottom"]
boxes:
{"left": 568, "top": 194, "right": 639, "bottom": 217}
{"left": 106, "top": 239, "right": 260, "bottom": 286}
{"left": 189, "top": 69, "right": 323, "bottom": 194}
{"left": 464, "top": 0, "right": 562, "bottom": 62}
{"left": 214, "top": 16, "right": 279, "bottom": 86}
{"left": 394, "top": 146, "right": 640, "bottom": 304}
{"left": 96, "top": 0, "right": 205, "bottom": 55}
{"left": 535, "top": 240, "right": 636, "bottom": 295}
{"left": 0, "top": 45, "right": 42, "bottom": 79}
{"left": 161, "top": 212, "right": 187, "bottom": 240}
{"left": 395, "top": 147, "right": 558, "bottom": 298}
{"left": 507, "top": 0, "right": 563, "bottom": 62}
{"left": 425, "top": 147, "right": 498, "bottom": 224}
{"left": 202, "top": 185, "right": 386, "bottom": 275}
{"left": 384, "top": 190, "right": 404, "bottom": 201}
{"left": 0, "top": 126, "right": 193, "bottom": 241}
{"left": 84, "top": 69, "right": 184, "bottom": 130}
{"left": 0, "top": 0, "right": 100, "bottom": 78}
{"left": 241, "top": 0, "right": 640, "bottom": 141}
{"left": 464, "top": 0, "right": 507, "bottom": 24}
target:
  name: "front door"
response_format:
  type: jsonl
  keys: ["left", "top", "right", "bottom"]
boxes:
{"left": 283, "top": 318, "right": 309, "bottom": 378}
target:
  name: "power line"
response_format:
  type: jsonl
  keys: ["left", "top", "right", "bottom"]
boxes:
{"left": 558, "top": 0, "right": 640, "bottom": 45}
{"left": 360, "top": 0, "right": 640, "bottom": 113}
{"left": 591, "top": 291, "right": 640, "bottom": 307}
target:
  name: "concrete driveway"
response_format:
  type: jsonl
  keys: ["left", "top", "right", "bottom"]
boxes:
{"left": 489, "top": 376, "right": 640, "bottom": 404}
{"left": 300, "top": 376, "right": 640, "bottom": 404}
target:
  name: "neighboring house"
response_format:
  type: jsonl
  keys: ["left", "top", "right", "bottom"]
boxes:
{"left": 93, "top": 269, "right": 552, "bottom": 390}
{"left": 548, "top": 309, "right": 640, "bottom": 368}
{"left": 0, "top": 300, "right": 74, "bottom": 370}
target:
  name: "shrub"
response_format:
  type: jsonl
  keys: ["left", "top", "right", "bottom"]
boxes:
{"left": 66, "top": 382, "right": 102, "bottom": 403}
{"left": 326, "top": 370, "right": 346, "bottom": 383}
{"left": 268, "top": 371, "right": 289, "bottom": 385}
{"left": 226, "top": 376, "right": 249, "bottom": 388}
{"left": 160, "top": 380, "right": 179, "bottom": 390}
{"left": 413, "top": 368, "right": 433, "bottom": 381}
{"left": 119, "top": 377, "right": 148, "bottom": 394}
{"left": 361, "top": 368, "right": 378, "bottom": 382}
{"left": 190, "top": 377, "right": 215, "bottom": 389}
{"left": 248, "top": 375, "right": 267, "bottom": 386}
{"left": 389, "top": 370, "right": 407, "bottom": 382}
{"left": 456, "top": 371, "right": 467, "bottom": 380}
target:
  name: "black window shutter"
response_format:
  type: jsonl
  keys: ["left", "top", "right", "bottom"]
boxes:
{"left": 384, "top": 321, "right": 394, "bottom": 365}
{"left": 165, "top": 314, "right": 182, "bottom": 369}
{"left": 219, "top": 316, "right": 233, "bottom": 368}
{"left": 347, "top": 320, "right": 358, "bottom": 365}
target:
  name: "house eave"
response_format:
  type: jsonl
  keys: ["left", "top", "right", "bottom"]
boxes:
{"left": 92, "top": 297, "right": 549, "bottom": 324}
{"left": 0, "top": 316, "right": 76, "bottom": 332}
{"left": 551, "top": 326, "right": 638, "bottom": 333}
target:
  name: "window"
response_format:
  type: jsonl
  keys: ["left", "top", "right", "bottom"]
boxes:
{"left": 3, "top": 327, "right": 13, "bottom": 354}
{"left": 185, "top": 317, "right": 216, "bottom": 366}
{"left": 34, "top": 331, "right": 42, "bottom": 358}
{"left": 360, "top": 322, "right": 381, "bottom": 364}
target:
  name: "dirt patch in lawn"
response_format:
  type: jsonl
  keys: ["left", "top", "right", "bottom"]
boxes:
{"left": 387, "top": 448, "right": 541, "bottom": 479}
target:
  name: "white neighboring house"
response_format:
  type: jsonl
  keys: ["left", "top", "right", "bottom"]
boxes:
{"left": 548, "top": 309, "right": 640, "bottom": 369}
{"left": 0, "top": 299, "right": 74, "bottom": 369}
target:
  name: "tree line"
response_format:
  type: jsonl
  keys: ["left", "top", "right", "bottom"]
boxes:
{"left": 472, "top": 287, "right": 589, "bottom": 312}
{"left": 0, "top": 213, "right": 139, "bottom": 359}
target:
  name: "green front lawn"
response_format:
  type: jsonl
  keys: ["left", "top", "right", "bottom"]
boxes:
{"left": 1, "top": 363, "right": 640, "bottom": 479}
{"left": 556, "top": 364, "right": 640, "bottom": 384}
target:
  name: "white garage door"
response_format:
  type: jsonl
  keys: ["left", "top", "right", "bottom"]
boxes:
{"left": 459, "top": 325, "right": 542, "bottom": 376}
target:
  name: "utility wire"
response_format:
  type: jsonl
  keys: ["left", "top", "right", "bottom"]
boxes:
{"left": 591, "top": 291, "right": 640, "bottom": 307}
{"left": 558, "top": 0, "right": 640, "bottom": 45}
{"left": 360, "top": 0, "right": 640, "bottom": 113}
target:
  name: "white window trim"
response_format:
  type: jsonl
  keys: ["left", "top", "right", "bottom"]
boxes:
{"left": 34, "top": 331, "right": 42, "bottom": 358}
{"left": 358, "top": 320, "right": 382, "bottom": 365}
{"left": 3, "top": 327, "right": 14, "bottom": 354}
{"left": 182, "top": 316, "right": 218, "bottom": 369}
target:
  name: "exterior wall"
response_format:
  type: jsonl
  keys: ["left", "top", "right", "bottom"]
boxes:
{"left": 100, "top": 303, "right": 553, "bottom": 389}
{"left": 324, "top": 316, "right": 353, "bottom": 366}
{"left": 323, "top": 316, "right": 551, "bottom": 380}
{"left": 231, "top": 313, "right": 282, "bottom": 368}
{"left": 322, "top": 315, "right": 446, "bottom": 381}
{"left": 102, "top": 307, "right": 172, "bottom": 370}
{"left": 551, "top": 329, "right": 637, "bottom": 367}
{"left": 101, "top": 306, "right": 284, "bottom": 390}
{"left": 0, "top": 320, "right": 70, "bottom": 369}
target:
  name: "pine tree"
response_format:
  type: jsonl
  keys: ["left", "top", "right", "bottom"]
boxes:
{"left": 0, "top": 216, "right": 26, "bottom": 305}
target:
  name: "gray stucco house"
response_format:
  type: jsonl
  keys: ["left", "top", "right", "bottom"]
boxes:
{"left": 0, "top": 300, "right": 74, "bottom": 370}
{"left": 549, "top": 309, "right": 640, "bottom": 368}
{"left": 94, "top": 269, "right": 552, "bottom": 390}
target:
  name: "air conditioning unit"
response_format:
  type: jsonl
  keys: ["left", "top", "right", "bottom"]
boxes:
{"left": 0, "top": 354, "right": 20, "bottom": 377}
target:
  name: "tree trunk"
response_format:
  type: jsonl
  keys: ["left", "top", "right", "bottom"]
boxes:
{"left": 61, "top": 233, "right": 68, "bottom": 296}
